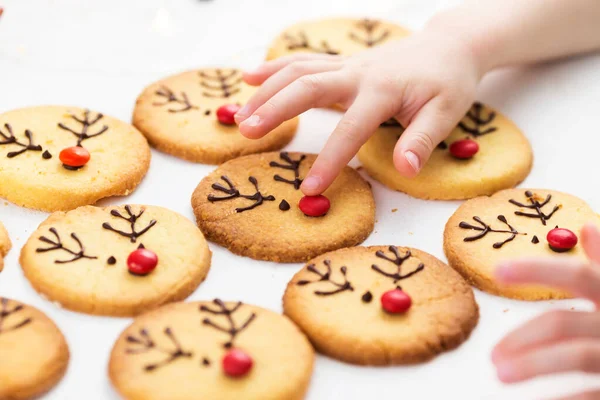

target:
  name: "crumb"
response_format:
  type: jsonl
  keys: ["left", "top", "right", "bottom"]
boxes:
{"left": 391, "top": 208, "right": 397, "bottom": 213}
{"left": 571, "top": 307, "right": 575, "bottom": 310}
{"left": 408, "top": 232, "right": 413, "bottom": 236}
{"left": 503, "top": 309, "right": 509, "bottom": 313}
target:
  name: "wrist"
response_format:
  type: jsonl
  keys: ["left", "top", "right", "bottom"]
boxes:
{"left": 423, "top": 8, "right": 500, "bottom": 77}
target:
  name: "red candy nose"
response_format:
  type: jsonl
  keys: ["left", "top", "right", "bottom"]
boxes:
{"left": 59, "top": 146, "right": 90, "bottom": 167}
{"left": 216, "top": 104, "right": 241, "bottom": 125}
{"left": 222, "top": 349, "right": 253, "bottom": 377}
{"left": 449, "top": 139, "right": 479, "bottom": 159}
{"left": 381, "top": 289, "right": 412, "bottom": 314}
{"left": 547, "top": 228, "right": 578, "bottom": 252}
{"left": 127, "top": 249, "right": 158, "bottom": 276}
{"left": 299, "top": 195, "right": 330, "bottom": 217}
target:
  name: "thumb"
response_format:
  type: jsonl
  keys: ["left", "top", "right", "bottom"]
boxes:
{"left": 393, "top": 97, "right": 465, "bottom": 177}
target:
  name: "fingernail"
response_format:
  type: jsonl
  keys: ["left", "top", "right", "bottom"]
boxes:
{"left": 404, "top": 150, "right": 421, "bottom": 172}
{"left": 302, "top": 176, "right": 321, "bottom": 192}
{"left": 496, "top": 362, "right": 516, "bottom": 382}
{"left": 240, "top": 114, "right": 261, "bottom": 128}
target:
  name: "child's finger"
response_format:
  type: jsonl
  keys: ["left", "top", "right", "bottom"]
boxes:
{"left": 243, "top": 53, "right": 343, "bottom": 85}
{"left": 300, "top": 93, "right": 392, "bottom": 195}
{"left": 582, "top": 223, "right": 600, "bottom": 264}
{"left": 236, "top": 60, "right": 343, "bottom": 124}
{"left": 494, "top": 340, "right": 600, "bottom": 383}
{"left": 494, "top": 257, "right": 600, "bottom": 304}
{"left": 392, "top": 96, "right": 463, "bottom": 177}
{"left": 492, "top": 311, "right": 600, "bottom": 363}
{"left": 239, "top": 71, "right": 352, "bottom": 139}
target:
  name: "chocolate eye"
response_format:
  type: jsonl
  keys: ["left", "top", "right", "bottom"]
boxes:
{"left": 361, "top": 291, "right": 373, "bottom": 303}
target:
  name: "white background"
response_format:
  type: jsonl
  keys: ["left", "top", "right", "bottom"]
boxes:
{"left": 1, "top": 0, "right": 599, "bottom": 399}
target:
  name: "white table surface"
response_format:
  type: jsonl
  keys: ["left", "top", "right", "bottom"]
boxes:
{"left": 1, "top": 0, "right": 599, "bottom": 399}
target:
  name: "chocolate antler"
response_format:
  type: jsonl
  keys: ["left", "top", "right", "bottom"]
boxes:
{"left": 0, "top": 298, "right": 32, "bottom": 334}
{"left": 296, "top": 260, "right": 355, "bottom": 296}
{"left": 200, "top": 299, "right": 257, "bottom": 349}
{"left": 459, "top": 215, "right": 525, "bottom": 249}
{"left": 153, "top": 86, "right": 197, "bottom": 113}
{"left": 269, "top": 152, "right": 306, "bottom": 189}
{"left": 199, "top": 69, "right": 242, "bottom": 98}
{"left": 509, "top": 191, "right": 560, "bottom": 226}
{"left": 57, "top": 109, "right": 109, "bottom": 146}
{"left": 207, "top": 176, "right": 275, "bottom": 213}
{"left": 36, "top": 228, "right": 98, "bottom": 264}
{"left": 348, "top": 19, "right": 390, "bottom": 47}
{"left": 102, "top": 205, "right": 157, "bottom": 244}
{"left": 0, "top": 123, "right": 43, "bottom": 158}
{"left": 283, "top": 31, "right": 340, "bottom": 55}
{"left": 125, "top": 327, "right": 194, "bottom": 372}
{"left": 458, "top": 102, "right": 497, "bottom": 137}
{"left": 371, "top": 246, "right": 424, "bottom": 284}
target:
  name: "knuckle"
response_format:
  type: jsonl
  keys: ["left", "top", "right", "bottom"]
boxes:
{"left": 336, "top": 118, "right": 361, "bottom": 142}
{"left": 286, "top": 61, "right": 309, "bottom": 76}
{"left": 296, "top": 74, "right": 323, "bottom": 97}
{"left": 261, "top": 99, "right": 278, "bottom": 115}
{"left": 574, "top": 344, "right": 594, "bottom": 371}
{"left": 410, "top": 131, "right": 436, "bottom": 153}
{"left": 367, "top": 73, "right": 400, "bottom": 94}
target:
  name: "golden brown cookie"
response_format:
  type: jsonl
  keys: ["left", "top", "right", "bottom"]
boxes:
{"left": 267, "top": 18, "right": 410, "bottom": 60}
{"left": 0, "top": 106, "right": 151, "bottom": 211}
{"left": 20, "top": 205, "right": 212, "bottom": 316}
{"left": 191, "top": 152, "right": 375, "bottom": 262}
{"left": 283, "top": 246, "right": 479, "bottom": 365}
{"left": 133, "top": 68, "right": 298, "bottom": 164}
{"left": 0, "top": 297, "right": 69, "bottom": 399}
{"left": 109, "top": 300, "right": 314, "bottom": 400}
{"left": 0, "top": 221, "right": 10, "bottom": 272}
{"left": 358, "top": 103, "right": 533, "bottom": 200}
{"left": 444, "top": 188, "right": 600, "bottom": 300}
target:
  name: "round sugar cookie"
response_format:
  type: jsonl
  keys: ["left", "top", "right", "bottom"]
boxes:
{"left": 0, "top": 221, "right": 10, "bottom": 272}
{"left": 133, "top": 68, "right": 298, "bottom": 164}
{"left": 0, "top": 106, "right": 151, "bottom": 211}
{"left": 20, "top": 205, "right": 212, "bottom": 316}
{"left": 191, "top": 151, "right": 375, "bottom": 262}
{"left": 0, "top": 297, "right": 69, "bottom": 400}
{"left": 444, "top": 188, "right": 600, "bottom": 300}
{"left": 109, "top": 300, "right": 314, "bottom": 400}
{"left": 283, "top": 246, "right": 479, "bottom": 365}
{"left": 358, "top": 103, "right": 533, "bottom": 200}
{"left": 267, "top": 18, "right": 410, "bottom": 60}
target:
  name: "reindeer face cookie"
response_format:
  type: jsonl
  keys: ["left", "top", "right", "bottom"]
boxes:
{"left": 358, "top": 103, "right": 533, "bottom": 200}
{"left": 267, "top": 18, "right": 410, "bottom": 60}
{"left": 0, "top": 221, "right": 10, "bottom": 272}
{"left": 0, "top": 297, "right": 69, "bottom": 400}
{"left": 20, "top": 205, "right": 212, "bottom": 316}
{"left": 133, "top": 68, "right": 298, "bottom": 164}
{"left": 109, "top": 300, "right": 314, "bottom": 400}
{"left": 283, "top": 246, "right": 479, "bottom": 365}
{"left": 0, "top": 106, "right": 151, "bottom": 211}
{"left": 191, "top": 152, "right": 375, "bottom": 263}
{"left": 444, "top": 188, "right": 600, "bottom": 300}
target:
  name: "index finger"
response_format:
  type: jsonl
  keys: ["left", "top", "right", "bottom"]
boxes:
{"left": 495, "top": 257, "right": 600, "bottom": 303}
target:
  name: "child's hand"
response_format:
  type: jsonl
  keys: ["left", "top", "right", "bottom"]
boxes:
{"left": 235, "top": 30, "right": 482, "bottom": 195}
{"left": 493, "top": 223, "right": 600, "bottom": 398}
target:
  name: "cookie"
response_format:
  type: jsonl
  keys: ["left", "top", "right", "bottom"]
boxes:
{"left": 109, "top": 300, "right": 314, "bottom": 400}
{"left": 444, "top": 188, "right": 600, "bottom": 300}
{"left": 191, "top": 151, "right": 375, "bottom": 262}
{"left": 0, "top": 297, "right": 69, "bottom": 399}
{"left": 133, "top": 69, "right": 298, "bottom": 164}
{"left": 0, "top": 221, "right": 10, "bottom": 272}
{"left": 20, "top": 205, "right": 212, "bottom": 316}
{"left": 0, "top": 106, "right": 151, "bottom": 211}
{"left": 283, "top": 246, "right": 479, "bottom": 365}
{"left": 358, "top": 103, "right": 533, "bottom": 200}
{"left": 267, "top": 18, "right": 410, "bottom": 60}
